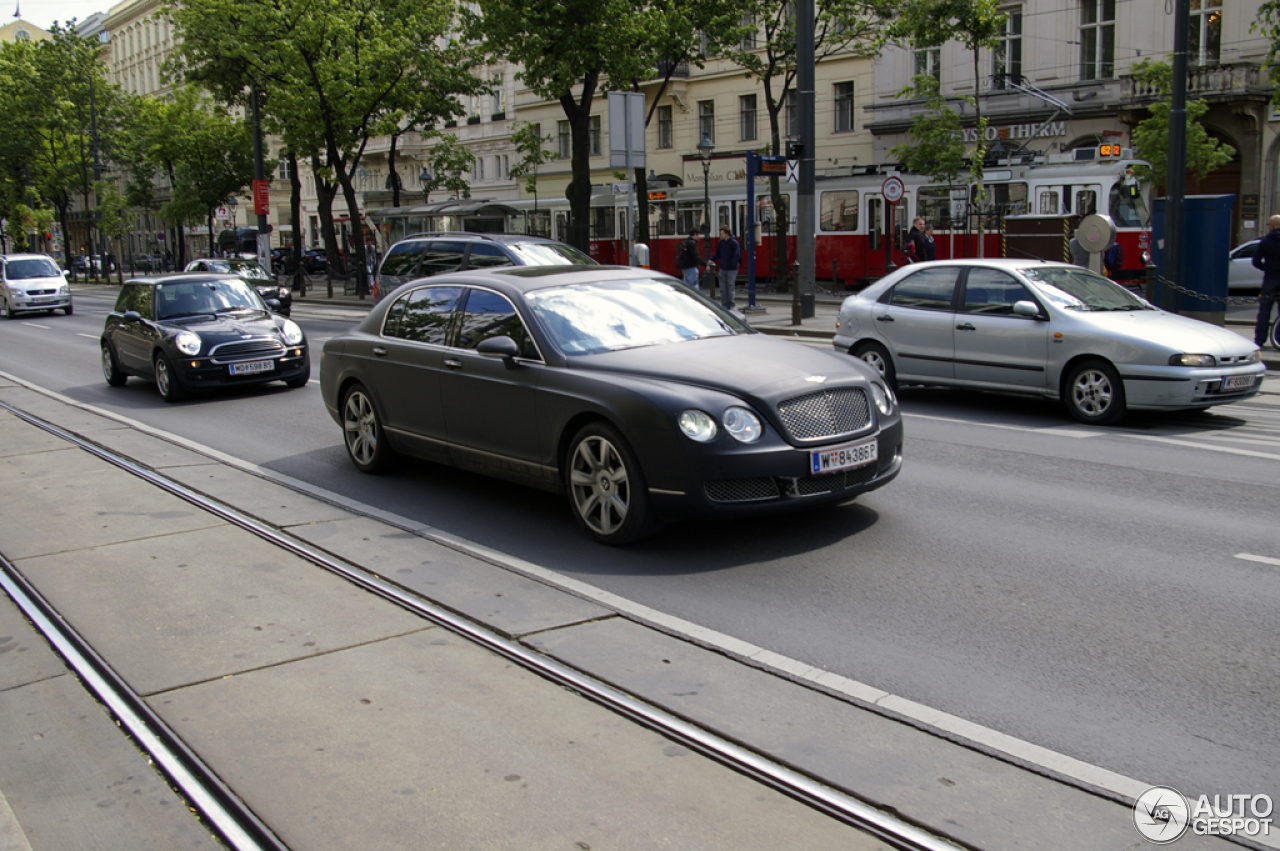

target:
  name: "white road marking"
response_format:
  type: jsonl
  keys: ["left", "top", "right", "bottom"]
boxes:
{"left": 21, "top": 323, "right": 49, "bottom": 329}
{"left": 77, "top": 333, "right": 99, "bottom": 339}
{"left": 904, "top": 412, "right": 1101, "bottom": 438}
{"left": 1121, "top": 433, "right": 1280, "bottom": 461}
{"left": 1236, "top": 553, "right": 1280, "bottom": 567}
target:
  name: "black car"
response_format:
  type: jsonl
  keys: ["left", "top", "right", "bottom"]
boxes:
{"left": 375, "top": 231, "right": 594, "bottom": 296}
{"left": 320, "top": 266, "right": 903, "bottom": 545}
{"left": 101, "top": 273, "right": 310, "bottom": 403}
{"left": 184, "top": 258, "right": 291, "bottom": 316}
{"left": 302, "top": 248, "right": 328, "bottom": 274}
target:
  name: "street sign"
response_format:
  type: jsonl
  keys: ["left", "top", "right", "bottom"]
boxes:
{"left": 882, "top": 176, "right": 905, "bottom": 204}
{"left": 758, "top": 155, "right": 787, "bottom": 175}
{"left": 253, "top": 179, "right": 270, "bottom": 216}
{"left": 786, "top": 161, "right": 798, "bottom": 184}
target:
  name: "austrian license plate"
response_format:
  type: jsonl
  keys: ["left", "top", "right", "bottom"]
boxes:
{"left": 229, "top": 359, "right": 273, "bottom": 376}
{"left": 811, "top": 437, "right": 878, "bottom": 475}
{"left": 1221, "top": 374, "right": 1256, "bottom": 392}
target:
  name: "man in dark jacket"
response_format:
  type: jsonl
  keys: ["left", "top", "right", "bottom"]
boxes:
{"left": 904, "top": 217, "right": 929, "bottom": 263}
{"left": 1251, "top": 214, "right": 1280, "bottom": 347}
{"left": 712, "top": 227, "right": 742, "bottom": 308}
{"left": 676, "top": 228, "right": 704, "bottom": 289}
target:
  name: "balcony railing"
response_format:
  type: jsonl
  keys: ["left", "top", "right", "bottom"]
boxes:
{"left": 656, "top": 59, "right": 690, "bottom": 78}
{"left": 1121, "top": 62, "right": 1267, "bottom": 101}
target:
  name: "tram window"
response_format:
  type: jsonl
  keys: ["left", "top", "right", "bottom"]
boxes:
{"left": 821, "top": 191, "right": 859, "bottom": 231}
{"left": 591, "top": 206, "right": 614, "bottom": 238}
{"left": 1108, "top": 182, "right": 1149, "bottom": 227}
{"left": 971, "top": 181, "right": 1028, "bottom": 226}
{"left": 1075, "top": 187, "right": 1100, "bottom": 216}
{"left": 529, "top": 210, "right": 552, "bottom": 238}
{"left": 758, "top": 195, "right": 790, "bottom": 235}
{"left": 678, "top": 202, "right": 704, "bottom": 236}
{"left": 916, "top": 187, "right": 950, "bottom": 229}
{"left": 649, "top": 201, "right": 675, "bottom": 236}
{"left": 1039, "top": 191, "right": 1060, "bottom": 215}
{"left": 555, "top": 211, "right": 570, "bottom": 241}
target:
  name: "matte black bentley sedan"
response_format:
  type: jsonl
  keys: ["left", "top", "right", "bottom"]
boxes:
{"left": 320, "top": 266, "right": 903, "bottom": 545}
{"left": 101, "top": 273, "right": 310, "bottom": 402}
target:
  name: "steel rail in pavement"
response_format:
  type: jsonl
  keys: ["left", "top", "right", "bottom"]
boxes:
{"left": 0, "top": 400, "right": 964, "bottom": 851}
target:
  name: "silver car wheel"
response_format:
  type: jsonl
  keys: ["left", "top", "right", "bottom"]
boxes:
{"left": 343, "top": 389, "right": 380, "bottom": 467}
{"left": 568, "top": 434, "right": 631, "bottom": 537}
{"left": 1071, "top": 367, "right": 1114, "bottom": 417}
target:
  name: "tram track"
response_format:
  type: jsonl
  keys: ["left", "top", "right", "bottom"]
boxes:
{"left": 0, "top": 398, "right": 963, "bottom": 851}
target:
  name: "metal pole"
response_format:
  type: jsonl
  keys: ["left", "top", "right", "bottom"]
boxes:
{"left": 795, "top": 0, "right": 816, "bottom": 321}
{"left": 251, "top": 87, "right": 271, "bottom": 273}
{"left": 702, "top": 159, "right": 711, "bottom": 293}
{"left": 1163, "top": 0, "right": 1190, "bottom": 311}
{"left": 746, "top": 153, "right": 758, "bottom": 310}
{"left": 89, "top": 74, "right": 103, "bottom": 280}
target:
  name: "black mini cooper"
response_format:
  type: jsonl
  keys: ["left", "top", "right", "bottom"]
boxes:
{"left": 101, "top": 273, "right": 310, "bottom": 402}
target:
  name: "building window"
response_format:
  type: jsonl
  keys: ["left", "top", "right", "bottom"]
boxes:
{"left": 14, "top": 29, "right": 29, "bottom": 41}
{"left": 698, "top": 99, "right": 715, "bottom": 145}
{"left": 739, "top": 14, "right": 756, "bottom": 51}
{"left": 785, "top": 89, "right": 798, "bottom": 139}
{"left": 590, "top": 115, "right": 602, "bottom": 157}
{"left": 476, "top": 157, "right": 485, "bottom": 181}
{"left": 1189, "top": 0, "right": 1222, "bottom": 65}
{"left": 557, "top": 120, "right": 570, "bottom": 159}
{"left": 992, "top": 6, "right": 1023, "bottom": 89}
{"left": 276, "top": 153, "right": 293, "bottom": 182}
{"left": 915, "top": 48, "right": 941, "bottom": 83}
{"left": 492, "top": 77, "right": 505, "bottom": 114}
{"left": 740, "top": 94, "right": 757, "bottom": 142}
{"left": 658, "top": 105, "right": 673, "bottom": 149}
{"left": 1080, "top": 0, "right": 1115, "bottom": 81}
{"left": 833, "top": 82, "right": 854, "bottom": 133}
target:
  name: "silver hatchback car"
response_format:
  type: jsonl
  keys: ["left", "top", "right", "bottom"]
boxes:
{"left": 833, "top": 259, "right": 1265, "bottom": 424}
{"left": 2, "top": 254, "right": 73, "bottom": 318}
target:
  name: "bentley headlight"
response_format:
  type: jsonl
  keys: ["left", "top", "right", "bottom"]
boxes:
{"left": 175, "top": 331, "right": 201, "bottom": 356}
{"left": 280, "top": 319, "right": 304, "bottom": 345}
{"left": 1169, "top": 353, "right": 1216, "bottom": 367}
{"left": 277, "top": 287, "right": 289, "bottom": 299}
{"left": 723, "top": 406, "right": 763, "bottom": 443}
{"left": 678, "top": 409, "right": 717, "bottom": 442}
{"left": 870, "top": 382, "right": 895, "bottom": 415}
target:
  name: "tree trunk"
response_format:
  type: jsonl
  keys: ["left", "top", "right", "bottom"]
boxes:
{"left": 328, "top": 142, "right": 369, "bottom": 299}
{"left": 289, "top": 150, "right": 304, "bottom": 295}
{"left": 312, "top": 151, "right": 341, "bottom": 298}
{"left": 561, "top": 67, "right": 600, "bottom": 253}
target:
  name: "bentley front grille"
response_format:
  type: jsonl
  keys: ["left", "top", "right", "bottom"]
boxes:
{"left": 777, "top": 388, "right": 871, "bottom": 441}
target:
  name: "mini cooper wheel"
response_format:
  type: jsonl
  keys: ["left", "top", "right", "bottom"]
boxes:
{"left": 102, "top": 344, "right": 127, "bottom": 387}
{"left": 565, "top": 422, "right": 657, "bottom": 546}
{"left": 1065, "top": 359, "right": 1125, "bottom": 425}
{"left": 853, "top": 341, "right": 897, "bottom": 389}
{"left": 341, "top": 383, "right": 391, "bottom": 473}
{"left": 153, "top": 353, "right": 187, "bottom": 402}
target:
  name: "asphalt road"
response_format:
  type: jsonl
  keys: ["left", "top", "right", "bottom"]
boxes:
{"left": 2, "top": 287, "right": 1276, "bottom": 812}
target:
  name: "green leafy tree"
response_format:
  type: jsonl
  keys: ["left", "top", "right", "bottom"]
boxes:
{"left": 420, "top": 133, "right": 476, "bottom": 204}
{"left": 884, "top": 0, "right": 1005, "bottom": 252}
{"left": 168, "top": 0, "right": 483, "bottom": 297}
{"left": 1127, "top": 59, "right": 1235, "bottom": 190}
{"left": 95, "top": 180, "right": 133, "bottom": 283}
{"left": 720, "top": 0, "right": 881, "bottom": 280}
{"left": 889, "top": 75, "right": 967, "bottom": 241}
{"left": 509, "top": 122, "right": 556, "bottom": 216}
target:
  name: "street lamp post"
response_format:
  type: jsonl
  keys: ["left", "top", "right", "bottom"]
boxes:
{"left": 697, "top": 132, "right": 714, "bottom": 294}
{"left": 420, "top": 166, "right": 432, "bottom": 205}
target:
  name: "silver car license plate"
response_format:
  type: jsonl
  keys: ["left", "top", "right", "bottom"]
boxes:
{"left": 1222, "top": 374, "right": 1256, "bottom": 392}
{"left": 229, "top": 359, "right": 273, "bottom": 376}
{"left": 810, "top": 437, "right": 878, "bottom": 474}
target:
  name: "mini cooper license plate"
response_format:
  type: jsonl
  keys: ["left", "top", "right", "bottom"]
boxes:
{"left": 811, "top": 437, "right": 878, "bottom": 474}
{"left": 229, "top": 359, "right": 273, "bottom": 376}
{"left": 1221, "top": 374, "right": 1256, "bottom": 392}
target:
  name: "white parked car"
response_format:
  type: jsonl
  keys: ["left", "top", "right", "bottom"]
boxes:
{"left": 833, "top": 258, "right": 1264, "bottom": 425}
{"left": 1228, "top": 240, "right": 1264, "bottom": 292}
{"left": 1, "top": 254, "right": 73, "bottom": 318}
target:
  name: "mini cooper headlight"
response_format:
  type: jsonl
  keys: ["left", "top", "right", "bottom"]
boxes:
{"left": 1169, "top": 353, "right": 1216, "bottom": 367}
{"left": 175, "top": 331, "right": 201, "bottom": 356}
{"left": 280, "top": 319, "right": 304, "bottom": 345}
{"left": 722, "top": 406, "right": 763, "bottom": 443}
{"left": 678, "top": 409, "right": 717, "bottom": 442}
{"left": 870, "top": 382, "right": 895, "bottom": 415}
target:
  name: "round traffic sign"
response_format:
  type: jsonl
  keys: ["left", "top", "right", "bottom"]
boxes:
{"left": 882, "top": 176, "right": 905, "bottom": 204}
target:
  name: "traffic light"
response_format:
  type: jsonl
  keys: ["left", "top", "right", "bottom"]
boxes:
{"left": 786, "top": 141, "right": 804, "bottom": 160}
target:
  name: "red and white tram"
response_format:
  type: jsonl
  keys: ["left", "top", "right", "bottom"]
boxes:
{"left": 373, "top": 146, "right": 1152, "bottom": 288}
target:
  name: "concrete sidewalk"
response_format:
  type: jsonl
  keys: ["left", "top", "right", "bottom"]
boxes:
{"left": 0, "top": 372, "right": 1250, "bottom": 850}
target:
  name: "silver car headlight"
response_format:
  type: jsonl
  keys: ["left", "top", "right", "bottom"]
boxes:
{"left": 175, "top": 331, "right": 201, "bottom": 356}
{"left": 723, "top": 406, "right": 763, "bottom": 443}
{"left": 869, "top": 382, "right": 895, "bottom": 415}
{"left": 678, "top": 409, "right": 718, "bottom": 442}
{"left": 280, "top": 319, "right": 304, "bottom": 345}
{"left": 1169, "top": 353, "right": 1216, "bottom": 367}
{"left": 59, "top": 285, "right": 70, "bottom": 295}
{"left": 1246, "top": 349, "right": 1263, "bottom": 363}
{"left": 8, "top": 287, "right": 23, "bottom": 300}
{"left": 277, "top": 287, "right": 289, "bottom": 299}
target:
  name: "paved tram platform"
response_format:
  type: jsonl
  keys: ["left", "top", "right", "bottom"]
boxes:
{"left": 0, "top": 284, "right": 1274, "bottom": 850}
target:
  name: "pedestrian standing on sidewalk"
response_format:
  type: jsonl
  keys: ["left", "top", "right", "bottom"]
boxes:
{"left": 1251, "top": 214, "right": 1280, "bottom": 348}
{"left": 676, "top": 228, "right": 705, "bottom": 290}
{"left": 923, "top": 224, "right": 937, "bottom": 261}
{"left": 713, "top": 226, "right": 742, "bottom": 309}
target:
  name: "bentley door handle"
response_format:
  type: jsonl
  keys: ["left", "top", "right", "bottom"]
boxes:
{"left": 372, "top": 346, "right": 388, "bottom": 357}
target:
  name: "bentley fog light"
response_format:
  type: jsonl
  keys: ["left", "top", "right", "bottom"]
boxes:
{"left": 280, "top": 319, "right": 304, "bottom": 345}
{"left": 723, "top": 406, "right": 763, "bottom": 443}
{"left": 1169, "top": 353, "right": 1216, "bottom": 367}
{"left": 870, "top": 382, "right": 895, "bottom": 415}
{"left": 175, "top": 331, "right": 201, "bottom": 356}
{"left": 678, "top": 409, "right": 717, "bottom": 442}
